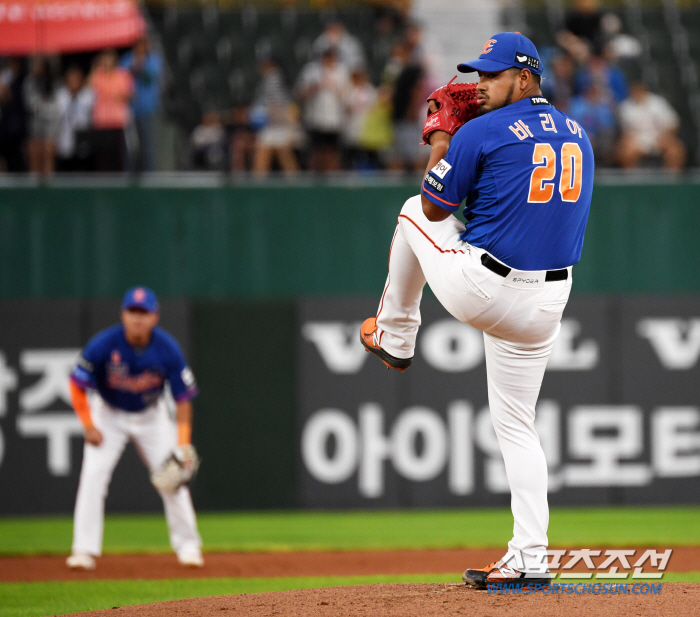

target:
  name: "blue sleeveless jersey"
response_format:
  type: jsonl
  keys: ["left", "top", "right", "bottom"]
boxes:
{"left": 422, "top": 95, "right": 594, "bottom": 270}
{"left": 70, "top": 324, "right": 198, "bottom": 412}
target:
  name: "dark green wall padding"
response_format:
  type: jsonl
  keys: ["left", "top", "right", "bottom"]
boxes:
{"left": 190, "top": 301, "right": 297, "bottom": 509}
{"left": 1, "top": 182, "right": 699, "bottom": 298}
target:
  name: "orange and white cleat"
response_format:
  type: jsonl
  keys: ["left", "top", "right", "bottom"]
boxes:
{"left": 359, "top": 317, "right": 412, "bottom": 372}
{"left": 462, "top": 560, "right": 551, "bottom": 589}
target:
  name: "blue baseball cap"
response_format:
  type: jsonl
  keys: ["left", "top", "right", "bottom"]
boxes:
{"left": 457, "top": 32, "right": 542, "bottom": 76}
{"left": 122, "top": 286, "right": 159, "bottom": 313}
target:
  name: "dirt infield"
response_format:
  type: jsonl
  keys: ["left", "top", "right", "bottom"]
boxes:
{"left": 59, "top": 582, "right": 699, "bottom": 617}
{"left": 1, "top": 547, "right": 699, "bottom": 582}
{"left": 5, "top": 550, "right": 698, "bottom": 616}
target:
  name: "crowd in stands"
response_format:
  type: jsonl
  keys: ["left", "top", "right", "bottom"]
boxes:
{"left": 0, "top": 37, "right": 163, "bottom": 175}
{"left": 187, "top": 4, "right": 689, "bottom": 176}
{"left": 0, "top": 1, "right": 689, "bottom": 175}
{"left": 191, "top": 17, "right": 434, "bottom": 175}
{"left": 541, "top": 0, "right": 686, "bottom": 171}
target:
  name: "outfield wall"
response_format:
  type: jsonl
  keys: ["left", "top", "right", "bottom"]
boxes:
{"left": 1, "top": 296, "right": 700, "bottom": 514}
{"left": 2, "top": 179, "right": 699, "bottom": 512}
{"left": 1, "top": 180, "right": 700, "bottom": 298}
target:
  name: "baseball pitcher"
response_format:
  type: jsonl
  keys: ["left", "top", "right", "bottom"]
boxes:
{"left": 361, "top": 33, "right": 594, "bottom": 588}
{"left": 66, "top": 287, "right": 203, "bottom": 570}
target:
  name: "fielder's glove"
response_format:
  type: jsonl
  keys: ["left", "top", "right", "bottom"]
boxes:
{"left": 150, "top": 444, "right": 200, "bottom": 494}
{"left": 422, "top": 77, "right": 480, "bottom": 145}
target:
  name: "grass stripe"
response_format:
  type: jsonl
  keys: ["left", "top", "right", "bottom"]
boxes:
{"left": 1, "top": 507, "right": 699, "bottom": 556}
{"left": 0, "top": 574, "right": 455, "bottom": 617}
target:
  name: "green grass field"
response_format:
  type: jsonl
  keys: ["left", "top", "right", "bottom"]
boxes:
{"left": 3, "top": 506, "right": 700, "bottom": 555}
{"left": 1, "top": 507, "right": 699, "bottom": 617}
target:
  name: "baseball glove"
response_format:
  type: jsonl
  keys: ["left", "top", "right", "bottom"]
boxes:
{"left": 151, "top": 444, "right": 200, "bottom": 494}
{"left": 422, "top": 77, "right": 480, "bottom": 145}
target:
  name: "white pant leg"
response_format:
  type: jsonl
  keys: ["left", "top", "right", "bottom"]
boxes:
{"left": 484, "top": 329, "right": 560, "bottom": 569}
{"left": 376, "top": 195, "right": 472, "bottom": 358}
{"left": 375, "top": 220, "right": 426, "bottom": 358}
{"left": 375, "top": 194, "right": 573, "bottom": 569}
{"left": 72, "top": 400, "right": 129, "bottom": 556}
{"left": 129, "top": 401, "right": 202, "bottom": 556}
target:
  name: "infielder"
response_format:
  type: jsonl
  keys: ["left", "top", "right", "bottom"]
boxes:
{"left": 361, "top": 33, "right": 594, "bottom": 587}
{"left": 66, "top": 287, "right": 203, "bottom": 570}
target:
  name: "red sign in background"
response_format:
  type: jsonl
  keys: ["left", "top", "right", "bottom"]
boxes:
{"left": 0, "top": 0, "right": 144, "bottom": 54}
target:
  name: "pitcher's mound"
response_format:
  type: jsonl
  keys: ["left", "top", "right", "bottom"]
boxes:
{"left": 61, "top": 582, "right": 697, "bottom": 616}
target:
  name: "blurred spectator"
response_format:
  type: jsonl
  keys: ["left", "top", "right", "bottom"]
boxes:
{"left": 617, "top": 82, "right": 686, "bottom": 171}
{"left": 387, "top": 63, "right": 428, "bottom": 173}
{"left": 560, "top": 0, "right": 642, "bottom": 63}
{"left": 342, "top": 69, "right": 377, "bottom": 169}
{"left": 55, "top": 66, "right": 95, "bottom": 172}
{"left": 295, "top": 48, "right": 351, "bottom": 172}
{"left": 357, "top": 84, "right": 393, "bottom": 169}
{"left": 381, "top": 23, "right": 427, "bottom": 88}
{"left": 600, "top": 14, "right": 642, "bottom": 61}
{"left": 381, "top": 42, "right": 410, "bottom": 86}
{"left": 121, "top": 36, "right": 164, "bottom": 172}
{"left": 402, "top": 23, "right": 427, "bottom": 68}
{"left": 556, "top": 30, "right": 591, "bottom": 67}
{"left": 0, "top": 58, "right": 27, "bottom": 172}
{"left": 228, "top": 106, "right": 256, "bottom": 172}
{"left": 574, "top": 53, "right": 627, "bottom": 104}
{"left": 568, "top": 83, "right": 616, "bottom": 165}
{"left": 560, "top": 0, "right": 605, "bottom": 56}
{"left": 312, "top": 21, "right": 366, "bottom": 71}
{"left": 90, "top": 49, "right": 134, "bottom": 172}
{"left": 23, "top": 56, "right": 62, "bottom": 175}
{"left": 370, "top": 7, "right": 406, "bottom": 83}
{"left": 251, "top": 58, "right": 300, "bottom": 177}
{"left": 191, "top": 111, "right": 227, "bottom": 171}
{"left": 541, "top": 53, "right": 576, "bottom": 112}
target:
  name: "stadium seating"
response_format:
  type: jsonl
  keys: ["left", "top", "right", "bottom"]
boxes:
{"left": 521, "top": 1, "right": 700, "bottom": 165}
{"left": 147, "top": 3, "right": 386, "bottom": 132}
{"left": 144, "top": 1, "right": 700, "bottom": 167}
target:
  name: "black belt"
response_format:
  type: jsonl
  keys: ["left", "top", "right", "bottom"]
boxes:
{"left": 481, "top": 253, "right": 568, "bottom": 281}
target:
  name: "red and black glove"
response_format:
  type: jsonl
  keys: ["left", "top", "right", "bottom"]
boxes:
{"left": 422, "top": 77, "right": 480, "bottom": 145}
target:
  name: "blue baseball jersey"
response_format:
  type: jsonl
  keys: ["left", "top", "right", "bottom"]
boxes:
{"left": 422, "top": 95, "right": 594, "bottom": 270}
{"left": 70, "top": 324, "right": 198, "bottom": 412}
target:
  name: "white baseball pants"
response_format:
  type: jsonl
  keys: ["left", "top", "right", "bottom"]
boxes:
{"left": 375, "top": 195, "right": 572, "bottom": 569}
{"left": 71, "top": 396, "right": 202, "bottom": 558}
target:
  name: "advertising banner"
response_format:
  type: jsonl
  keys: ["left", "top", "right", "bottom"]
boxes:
{"left": 2, "top": 296, "right": 699, "bottom": 513}
{"left": 297, "top": 297, "right": 700, "bottom": 508}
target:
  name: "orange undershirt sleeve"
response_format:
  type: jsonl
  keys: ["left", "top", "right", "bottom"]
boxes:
{"left": 69, "top": 380, "right": 94, "bottom": 430}
{"left": 177, "top": 421, "right": 191, "bottom": 446}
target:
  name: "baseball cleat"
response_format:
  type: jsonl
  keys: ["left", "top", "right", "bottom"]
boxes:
{"left": 177, "top": 549, "right": 204, "bottom": 568}
{"left": 360, "top": 317, "right": 412, "bottom": 372}
{"left": 462, "top": 560, "right": 551, "bottom": 589}
{"left": 66, "top": 553, "right": 96, "bottom": 570}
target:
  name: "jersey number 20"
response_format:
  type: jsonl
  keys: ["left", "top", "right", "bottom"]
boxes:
{"left": 528, "top": 143, "right": 583, "bottom": 203}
